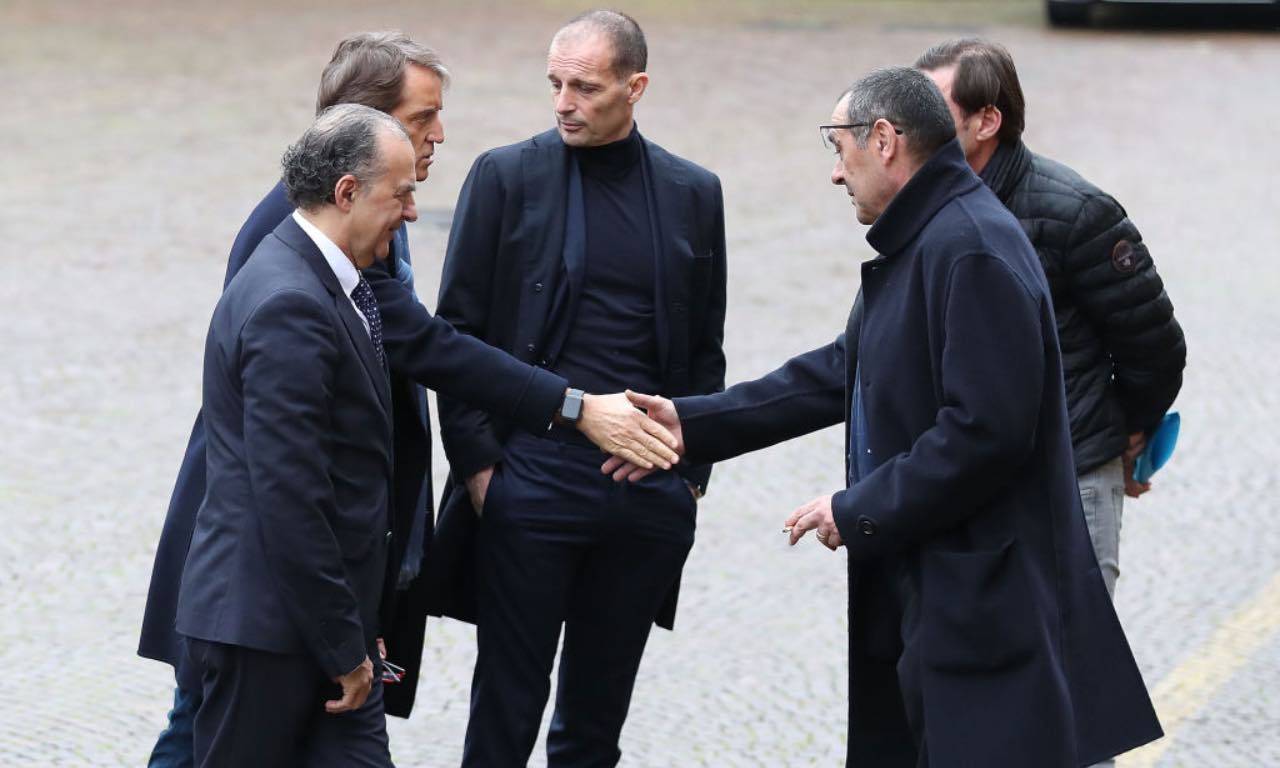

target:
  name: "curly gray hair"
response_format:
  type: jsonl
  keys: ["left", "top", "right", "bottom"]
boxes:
{"left": 282, "top": 104, "right": 410, "bottom": 211}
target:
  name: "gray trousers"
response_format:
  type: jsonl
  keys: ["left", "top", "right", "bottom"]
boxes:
{"left": 1078, "top": 456, "right": 1126, "bottom": 768}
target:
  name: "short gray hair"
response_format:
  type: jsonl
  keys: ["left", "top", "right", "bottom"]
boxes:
{"left": 554, "top": 9, "right": 647, "bottom": 78}
{"left": 282, "top": 104, "right": 410, "bottom": 211}
{"left": 316, "top": 31, "right": 450, "bottom": 116}
{"left": 842, "top": 66, "right": 956, "bottom": 161}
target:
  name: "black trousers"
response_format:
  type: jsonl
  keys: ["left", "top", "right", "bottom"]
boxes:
{"left": 186, "top": 638, "right": 392, "bottom": 768}
{"left": 462, "top": 429, "right": 696, "bottom": 768}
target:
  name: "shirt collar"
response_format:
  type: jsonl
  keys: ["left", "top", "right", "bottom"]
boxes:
{"left": 292, "top": 210, "right": 361, "bottom": 298}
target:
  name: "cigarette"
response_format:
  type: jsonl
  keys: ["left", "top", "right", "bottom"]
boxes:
{"left": 781, "top": 526, "right": 793, "bottom": 534}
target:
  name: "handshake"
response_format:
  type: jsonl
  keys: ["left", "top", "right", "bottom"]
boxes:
{"left": 595, "top": 391, "right": 843, "bottom": 553}
{"left": 465, "top": 390, "right": 685, "bottom": 513}
{"left": 466, "top": 390, "right": 843, "bottom": 552}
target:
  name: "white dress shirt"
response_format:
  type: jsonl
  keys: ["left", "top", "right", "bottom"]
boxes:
{"left": 292, "top": 210, "right": 370, "bottom": 336}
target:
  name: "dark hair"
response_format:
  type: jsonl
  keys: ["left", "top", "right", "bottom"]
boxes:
{"left": 915, "top": 38, "right": 1025, "bottom": 143}
{"left": 315, "top": 31, "right": 450, "bottom": 116}
{"left": 556, "top": 9, "right": 647, "bottom": 78}
{"left": 282, "top": 104, "right": 409, "bottom": 210}
{"left": 841, "top": 67, "right": 956, "bottom": 161}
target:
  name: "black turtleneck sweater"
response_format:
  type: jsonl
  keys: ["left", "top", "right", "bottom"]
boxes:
{"left": 554, "top": 126, "right": 662, "bottom": 397}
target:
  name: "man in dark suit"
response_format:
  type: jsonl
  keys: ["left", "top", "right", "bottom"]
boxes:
{"left": 430, "top": 11, "right": 727, "bottom": 766}
{"left": 139, "top": 35, "right": 457, "bottom": 765}
{"left": 623, "top": 67, "right": 1163, "bottom": 766}
{"left": 177, "top": 103, "right": 413, "bottom": 766}
{"left": 140, "top": 31, "right": 680, "bottom": 767}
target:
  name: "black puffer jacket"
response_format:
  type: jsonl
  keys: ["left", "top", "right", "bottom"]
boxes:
{"left": 980, "top": 141, "right": 1185, "bottom": 475}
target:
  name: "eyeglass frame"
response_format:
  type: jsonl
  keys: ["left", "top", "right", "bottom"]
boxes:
{"left": 819, "top": 121, "right": 904, "bottom": 152}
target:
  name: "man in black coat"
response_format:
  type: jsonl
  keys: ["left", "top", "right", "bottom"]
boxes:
{"left": 915, "top": 37, "right": 1185, "bottom": 607}
{"left": 625, "top": 67, "right": 1163, "bottom": 766}
{"left": 431, "top": 11, "right": 727, "bottom": 766}
{"left": 140, "top": 31, "right": 679, "bottom": 766}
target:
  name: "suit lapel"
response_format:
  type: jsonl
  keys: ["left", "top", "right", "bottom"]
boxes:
{"left": 275, "top": 217, "right": 392, "bottom": 418}
{"left": 644, "top": 142, "right": 690, "bottom": 374}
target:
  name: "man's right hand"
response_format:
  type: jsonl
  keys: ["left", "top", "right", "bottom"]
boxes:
{"left": 1121, "top": 432, "right": 1152, "bottom": 498}
{"left": 466, "top": 466, "right": 495, "bottom": 516}
{"left": 326, "top": 656, "right": 374, "bottom": 714}
{"left": 576, "top": 391, "right": 680, "bottom": 471}
{"left": 601, "top": 391, "right": 684, "bottom": 482}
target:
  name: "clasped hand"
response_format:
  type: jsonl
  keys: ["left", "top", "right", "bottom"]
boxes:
{"left": 599, "top": 391, "right": 685, "bottom": 483}
{"left": 468, "top": 390, "right": 682, "bottom": 514}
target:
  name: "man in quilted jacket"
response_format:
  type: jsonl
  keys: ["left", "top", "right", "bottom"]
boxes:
{"left": 916, "top": 39, "right": 1186, "bottom": 763}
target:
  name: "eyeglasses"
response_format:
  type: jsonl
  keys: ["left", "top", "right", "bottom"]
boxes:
{"left": 819, "top": 122, "right": 904, "bottom": 152}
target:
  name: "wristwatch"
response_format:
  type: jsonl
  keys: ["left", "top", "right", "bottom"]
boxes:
{"left": 559, "top": 388, "right": 585, "bottom": 424}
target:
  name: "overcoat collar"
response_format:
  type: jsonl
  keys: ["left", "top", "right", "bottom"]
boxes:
{"left": 865, "top": 139, "right": 981, "bottom": 257}
{"left": 273, "top": 216, "right": 392, "bottom": 416}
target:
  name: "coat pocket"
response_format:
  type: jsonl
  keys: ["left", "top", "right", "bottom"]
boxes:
{"left": 919, "top": 539, "right": 1040, "bottom": 673}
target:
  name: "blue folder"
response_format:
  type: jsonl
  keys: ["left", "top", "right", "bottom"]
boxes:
{"left": 1133, "top": 411, "right": 1180, "bottom": 484}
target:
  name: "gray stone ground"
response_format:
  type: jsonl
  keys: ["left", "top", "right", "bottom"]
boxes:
{"left": 2, "top": 0, "right": 1278, "bottom": 764}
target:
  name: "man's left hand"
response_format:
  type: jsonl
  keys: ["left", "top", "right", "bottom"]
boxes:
{"left": 784, "top": 494, "right": 843, "bottom": 550}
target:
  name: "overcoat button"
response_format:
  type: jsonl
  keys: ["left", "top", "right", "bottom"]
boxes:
{"left": 857, "top": 516, "right": 877, "bottom": 536}
{"left": 534, "top": 282, "right": 544, "bottom": 292}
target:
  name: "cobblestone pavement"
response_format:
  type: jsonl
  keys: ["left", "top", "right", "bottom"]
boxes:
{"left": 2, "top": 1, "right": 1278, "bottom": 765}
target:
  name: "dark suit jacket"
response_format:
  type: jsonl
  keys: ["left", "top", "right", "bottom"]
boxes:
{"left": 676, "top": 142, "right": 1161, "bottom": 766}
{"left": 176, "top": 216, "right": 393, "bottom": 679}
{"left": 141, "top": 181, "right": 568, "bottom": 716}
{"left": 429, "top": 127, "right": 727, "bottom": 630}
{"left": 138, "top": 182, "right": 295, "bottom": 670}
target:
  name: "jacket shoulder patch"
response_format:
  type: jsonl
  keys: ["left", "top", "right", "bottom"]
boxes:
{"left": 1112, "top": 240, "right": 1138, "bottom": 273}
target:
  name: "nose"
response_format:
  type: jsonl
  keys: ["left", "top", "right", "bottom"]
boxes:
{"left": 555, "top": 88, "right": 574, "bottom": 116}
{"left": 402, "top": 196, "right": 419, "bottom": 223}
{"left": 430, "top": 114, "right": 445, "bottom": 145}
{"left": 831, "top": 158, "right": 845, "bottom": 187}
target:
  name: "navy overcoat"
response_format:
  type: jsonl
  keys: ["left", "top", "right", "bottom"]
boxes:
{"left": 677, "top": 141, "right": 1162, "bottom": 766}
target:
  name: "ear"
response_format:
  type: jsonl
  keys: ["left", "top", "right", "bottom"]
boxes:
{"left": 626, "top": 72, "right": 649, "bottom": 105}
{"left": 872, "top": 118, "right": 900, "bottom": 166}
{"left": 975, "top": 105, "right": 1003, "bottom": 143}
{"left": 333, "top": 174, "right": 360, "bottom": 212}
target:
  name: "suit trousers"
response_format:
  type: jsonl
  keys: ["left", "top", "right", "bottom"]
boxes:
{"left": 462, "top": 429, "right": 696, "bottom": 768}
{"left": 186, "top": 639, "right": 392, "bottom": 768}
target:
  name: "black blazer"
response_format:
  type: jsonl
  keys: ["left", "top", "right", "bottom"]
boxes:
{"left": 676, "top": 142, "right": 1161, "bottom": 766}
{"left": 176, "top": 217, "right": 393, "bottom": 680}
{"left": 428, "top": 128, "right": 728, "bottom": 630}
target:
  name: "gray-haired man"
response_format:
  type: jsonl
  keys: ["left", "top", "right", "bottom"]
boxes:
{"left": 139, "top": 34, "right": 451, "bottom": 766}
{"left": 625, "top": 66, "right": 1162, "bottom": 765}
{"left": 176, "top": 104, "right": 414, "bottom": 768}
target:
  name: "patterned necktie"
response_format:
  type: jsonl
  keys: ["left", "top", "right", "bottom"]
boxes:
{"left": 350, "top": 276, "right": 385, "bottom": 367}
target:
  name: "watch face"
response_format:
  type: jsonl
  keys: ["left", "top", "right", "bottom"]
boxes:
{"left": 562, "top": 390, "right": 585, "bottom": 422}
